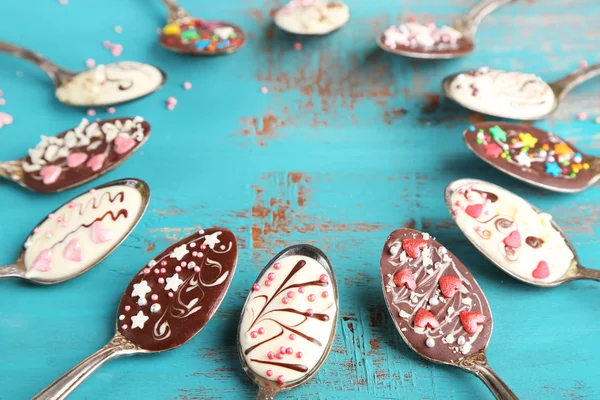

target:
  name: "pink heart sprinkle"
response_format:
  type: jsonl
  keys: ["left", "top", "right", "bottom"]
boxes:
{"left": 66, "top": 152, "right": 88, "bottom": 168}
{"left": 503, "top": 230, "right": 522, "bottom": 248}
{"left": 465, "top": 204, "right": 483, "bottom": 219}
{"left": 39, "top": 165, "right": 62, "bottom": 185}
{"left": 86, "top": 154, "right": 106, "bottom": 172}
{"left": 64, "top": 239, "right": 82, "bottom": 262}
{"left": 32, "top": 249, "right": 52, "bottom": 271}
{"left": 91, "top": 221, "right": 114, "bottom": 243}
{"left": 114, "top": 136, "right": 136, "bottom": 155}
{"left": 532, "top": 260, "right": 550, "bottom": 279}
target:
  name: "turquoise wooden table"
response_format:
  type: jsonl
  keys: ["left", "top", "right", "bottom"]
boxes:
{"left": 1, "top": 0, "right": 599, "bottom": 398}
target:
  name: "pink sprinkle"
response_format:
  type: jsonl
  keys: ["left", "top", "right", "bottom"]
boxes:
{"left": 250, "top": 331, "right": 258, "bottom": 338}
{"left": 0, "top": 99, "right": 6, "bottom": 105}
{"left": 296, "top": 352, "right": 303, "bottom": 358}
{"left": 197, "top": 252, "right": 204, "bottom": 258}
{"left": 285, "top": 347, "right": 293, "bottom": 354}
{"left": 181, "top": 261, "right": 187, "bottom": 267}
{"left": 167, "top": 103, "right": 175, "bottom": 111}
{"left": 194, "top": 266, "right": 200, "bottom": 272}
{"left": 273, "top": 262, "right": 281, "bottom": 270}
{"left": 289, "top": 334, "right": 296, "bottom": 340}
{"left": 276, "top": 353, "right": 284, "bottom": 359}
{"left": 175, "top": 266, "right": 182, "bottom": 272}
{"left": 151, "top": 294, "right": 158, "bottom": 301}
{"left": 158, "top": 278, "right": 165, "bottom": 284}
{"left": 261, "top": 86, "right": 268, "bottom": 94}
{"left": 268, "top": 272, "right": 276, "bottom": 281}
{"left": 33, "top": 227, "right": 40, "bottom": 233}
{"left": 580, "top": 60, "right": 588, "bottom": 69}
{"left": 0, "top": 90, "right": 3, "bottom": 96}
{"left": 58, "top": 0, "right": 68, "bottom": 5}
{"left": 85, "top": 58, "right": 96, "bottom": 68}
{"left": 160, "top": 268, "right": 166, "bottom": 273}
{"left": 125, "top": 305, "right": 131, "bottom": 311}
{"left": 192, "top": 251, "right": 198, "bottom": 257}
{"left": 167, "top": 96, "right": 178, "bottom": 105}
{"left": 87, "top": 109, "right": 96, "bottom": 117}
{"left": 253, "top": 283, "right": 261, "bottom": 291}
{"left": 577, "top": 112, "right": 588, "bottom": 121}
{"left": 258, "top": 327, "right": 265, "bottom": 334}
{"left": 67, "top": 201, "right": 75, "bottom": 208}
{"left": 106, "top": 107, "right": 116, "bottom": 114}
{"left": 103, "top": 40, "right": 112, "bottom": 48}
{"left": 282, "top": 297, "right": 289, "bottom": 304}
{"left": 267, "top": 351, "right": 275, "bottom": 360}
{"left": 308, "top": 294, "right": 316, "bottom": 302}
{"left": 48, "top": 213, "right": 56, "bottom": 220}
{"left": 455, "top": 201, "right": 461, "bottom": 206}
{"left": 286, "top": 291, "right": 294, "bottom": 298}
{"left": 90, "top": 189, "right": 97, "bottom": 194}
{"left": 265, "top": 280, "right": 272, "bottom": 287}
{"left": 306, "top": 308, "right": 313, "bottom": 315}
{"left": 321, "top": 291, "right": 329, "bottom": 298}
{"left": 277, "top": 375, "right": 285, "bottom": 384}
{"left": 168, "top": 292, "right": 174, "bottom": 298}
{"left": 266, "top": 370, "right": 273, "bottom": 377}
{"left": 111, "top": 44, "right": 123, "bottom": 57}
{"left": 200, "top": 244, "right": 207, "bottom": 250}
{"left": 298, "top": 286, "right": 305, "bottom": 293}
{"left": 279, "top": 346, "right": 286, "bottom": 354}
{"left": 143, "top": 268, "right": 150, "bottom": 274}
{"left": 121, "top": 324, "right": 128, "bottom": 329}
{"left": 294, "top": 42, "right": 302, "bottom": 51}
{"left": 183, "top": 82, "right": 192, "bottom": 90}
{"left": 320, "top": 274, "right": 328, "bottom": 283}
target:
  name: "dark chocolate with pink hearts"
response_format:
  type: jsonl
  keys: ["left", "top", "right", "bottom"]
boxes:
{"left": 160, "top": 20, "right": 246, "bottom": 55}
{"left": 380, "top": 228, "right": 492, "bottom": 364}
{"left": 116, "top": 227, "right": 237, "bottom": 351}
{"left": 464, "top": 122, "right": 596, "bottom": 191}
{"left": 21, "top": 117, "right": 149, "bottom": 193}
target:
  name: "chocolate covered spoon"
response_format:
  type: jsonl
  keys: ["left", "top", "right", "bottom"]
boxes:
{"left": 159, "top": 0, "right": 246, "bottom": 55}
{"left": 0, "top": 41, "right": 166, "bottom": 107}
{"left": 0, "top": 117, "right": 150, "bottom": 193}
{"left": 381, "top": 228, "right": 518, "bottom": 399}
{"left": 238, "top": 245, "right": 338, "bottom": 399}
{"left": 442, "top": 64, "right": 600, "bottom": 120}
{"left": 445, "top": 178, "right": 600, "bottom": 286}
{"left": 274, "top": 0, "right": 350, "bottom": 36}
{"left": 0, "top": 178, "right": 149, "bottom": 284}
{"left": 463, "top": 122, "right": 600, "bottom": 193}
{"left": 32, "top": 227, "right": 238, "bottom": 399}
{"left": 377, "top": 0, "right": 514, "bottom": 59}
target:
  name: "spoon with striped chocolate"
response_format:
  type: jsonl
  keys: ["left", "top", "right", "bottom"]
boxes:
{"left": 238, "top": 244, "right": 338, "bottom": 399}
{"left": 381, "top": 228, "right": 518, "bottom": 399}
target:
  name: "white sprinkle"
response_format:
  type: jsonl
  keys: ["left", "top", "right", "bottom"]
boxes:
{"left": 457, "top": 336, "right": 466, "bottom": 346}
{"left": 425, "top": 338, "right": 435, "bottom": 348}
{"left": 399, "top": 310, "right": 411, "bottom": 319}
{"left": 445, "top": 334, "right": 455, "bottom": 344}
{"left": 150, "top": 303, "right": 161, "bottom": 313}
{"left": 148, "top": 260, "right": 157, "bottom": 267}
{"left": 138, "top": 298, "right": 147, "bottom": 306}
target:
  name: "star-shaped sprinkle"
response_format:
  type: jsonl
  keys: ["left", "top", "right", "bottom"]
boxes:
{"left": 515, "top": 152, "right": 532, "bottom": 167}
{"left": 132, "top": 280, "right": 151, "bottom": 299}
{"left": 518, "top": 132, "right": 538, "bottom": 148}
{"left": 545, "top": 162, "right": 562, "bottom": 177}
{"left": 489, "top": 125, "right": 507, "bottom": 141}
{"left": 484, "top": 143, "right": 503, "bottom": 158}
{"left": 170, "top": 244, "right": 189, "bottom": 261}
{"left": 554, "top": 143, "right": 574, "bottom": 157}
{"left": 202, "top": 231, "right": 221, "bottom": 249}
{"left": 131, "top": 311, "right": 149, "bottom": 329}
{"left": 165, "top": 273, "right": 184, "bottom": 292}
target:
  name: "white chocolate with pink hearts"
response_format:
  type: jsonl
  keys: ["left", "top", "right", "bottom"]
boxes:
{"left": 239, "top": 255, "right": 336, "bottom": 384}
{"left": 274, "top": 0, "right": 350, "bottom": 35}
{"left": 449, "top": 182, "right": 573, "bottom": 283}
{"left": 55, "top": 62, "right": 163, "bottom": 106}
{"left": 23, "top": 185, "right": 143, "bottom": 282}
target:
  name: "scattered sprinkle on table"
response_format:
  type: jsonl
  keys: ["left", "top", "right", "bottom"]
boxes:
{"left": 183, "top": 82, "right": 192, "bottom": 90}
{"left": 577, "top": 112, "right": 587, "bottom": 121}
{"left": 115, "top": 26, "right": 123, "bottom": 34}
{"left": 294, "top": 42, "right": 302, "bottom": 51}
{"left": 579, "top": 60, "right": 588, "bottom": 69}
{"left": 107, "top": 107, "right": 116, "bottom": 114}
{"left": 261, "top": 86, "right": 269, "bottom": 94}
{"left": 0, "top": 112, "right": 14, "bottom": 128}
{"left": 85, "top": 58, "right": 96, "bottom": 68}
{"left": 58, "top": 0, "right": 68, "bottom": 5}
{"left": 87, "top": 109, "right": 96, "bottom": 117}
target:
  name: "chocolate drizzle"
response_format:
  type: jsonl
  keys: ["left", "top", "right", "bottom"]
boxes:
{"left": 526, "top": 236, "right": 544, "bottom": 248}
{"left": 472, "top": 189, "right": 498, "bottom": 203}
{"left": 249, "top": 359, "right": 309, "bottom": 373}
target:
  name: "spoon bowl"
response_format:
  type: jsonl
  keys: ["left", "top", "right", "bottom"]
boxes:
{"left": 0, "top": 178, "right": 149, "bottom": 284}
{"left": 273, "top": 0, "right": 350, "bottom": 36}
{"left": 0, "top": 117, "right": 151, "bottom": 193}
{"left": 32, "top": 227, "right": 238, "bottom": 399}
{"left": 0, "top": 41, "right": 166, "bottom": 107}
{"left": 445, "top": 178, "right": 600, "bottom": 287}
{"left": 237, "top": 244, "right": 338, "bottom": 399}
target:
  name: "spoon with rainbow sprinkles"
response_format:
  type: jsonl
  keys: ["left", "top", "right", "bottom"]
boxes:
{"left": 377, "top": 0, "right": 515, "bottom": 59}
{"left": 159, "top": 0, "right": 246, "bottom": 55}
{"left": 238, "top": 244, "right": 338, "bottom": 399}
{"left": 0, "top": 178, "right": 149, "bottom": 284}
{"left": 445, "top": 178, "right": 600, "bottom": 287}
{"left": 442, "top": 64, "right": 600, "bottom": 120}
{"left": 463, "top": 122, "right": 600, "bottom": 193}
{"left": 0, "top": 41, "right": 166, "bottom": 107}
{"left": 381, "top": 228, "right": 518, "bottom": 400}
{"left": 0, "top": 117, "right": 150, "bottom": 193}
{"left": 32, "top": 227, "right": 238, "bottom": 399}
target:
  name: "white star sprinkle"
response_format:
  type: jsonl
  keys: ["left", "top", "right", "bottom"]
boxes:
{"left": 169, "top": 244, "right": 189, "bottom": 261}
{"left": 131, "top": 280, "right": 151, "bottom": 299}
{"left": 165, "top": 273, "right": 184, "bottom": 292}
{"left": 131, "top": 311, "right": 149, "bottom": 329}
{"left": 202, "top": 231, "right": 221, "bottom": 250}
{"left": 515, "top": 151, "right": 532, "bottom": 167}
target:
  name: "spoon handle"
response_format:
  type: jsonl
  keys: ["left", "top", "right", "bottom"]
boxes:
{"left": 459, "top": 0, "right": 516, "bottom": 35}
{"left": 574, "top": 266, "right": 600, "bottom": 282}
{"left": 32, "top": 332, "right": 140, "bottom": 400}
{"left": 0, "top": 41, "right": 73, "bottom": 87}
{"left": 256, "top": 387, "right": 278, "bottom": 400}
{"left": 458, "top": 352, "right": 519, "bottom": 400}
{"left": 0, "top": 264, "right": 22, "bottom": 280}
{"left": 550, "top": 63, "right": 600, "bottom": 101}
{"left": 0, "top": 160, "right": 24, "bottom": 183}
{"left": 161, "top": 0, "right": 190, "bottom": 23}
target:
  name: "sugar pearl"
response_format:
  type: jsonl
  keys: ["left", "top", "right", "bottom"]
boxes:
{"left": 298, "top": 287, "right": 305, "bottom": 293}
{"left": 287, "top": 291, "right": 294, "bottom": 298}
{"left": 267, "top": 351, "right": 274, "bottom": 360}
{"left": 289, "top": 334, "right": 296, "bottom": 340}
{"left": 273, "top": 262, "right": 281, "bottom": 270}
{"left": 194, "top": 266, "right": 200, "bottom": 272}
{"left": 175, "top": 266, "right": 182, "bottom": 272}
{"left": 268, "top": 273, "right": 276, "bottom": 281}
{"left": 266, "top": 370, "right": 273, "bottom": 377}
{"left": 125, "top": 306, "right": 131, "bottom": 311}
{"left": 158, "top": 278, "right": 165, "bottom": 284}
{"left": 250, "top": 331, "right": 258, "bottom": 338}
{"left": 321, "top": 291, "right": 329, "bottom": 298}
{"left": 306, "top": 308, "right": 313, "bottom": 315}
{"left": 320, "top": 274, "right": 328, "bottom": 283}
{"left": 285, "top": 347, "right": 293, "bottom": 354}
{"left": 258, "top": 327, "right": 265, "bottom": 334}
{"left": 282, "top": 297, "right": 289, "bottom": 304}
{"left": 296, "top": 352, "right": 303, "bottom": 358}
{"left": 143, "top": 268, "right": 150, "bottom": 274}
{"left": 151, "top": 294, "right": 158, "bottom": 301}
{"left": 161, "top": 260, "right": 167, "bottom": 266}
{"left": 253, "top": 283, "right": 261, "bottom": 291}
{"left": 308, "top": 294, "right": 316, "bottom": 302}
{"left": 265, "top": 280, "right": 272, "bottom": 287}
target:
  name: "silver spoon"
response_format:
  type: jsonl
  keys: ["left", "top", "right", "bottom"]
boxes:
{"left": 273, "top": 1, "right": 350, "bottom": 36}
{"left": 442, "top": 64, "right": 600, "bottom": 120}
{"left": 0, "top": 178, "right": 149, "bottom": 284}
{"left": 463, "top": 122, "right": 600, "bottom": 193}
{"left": 32, "top": 227, "right": 238, "bottom": 399}
{"left": 159, "top": 0, "right": 246, "bottom": 55}
{"left": 380, "top": 228, "right": 518, "bottom": 399}
{"left": 377, "top": 0, "right": 515, "bottom": 59}
{"left": 0, "top": 117, "right": 151, "bottom": 193}
{"left": 237, "top": 244, "right": 338, "bottom": 399}
{"left": 0, "top": 41, "right": 167, "bottom": 107}
{"left": 445, "top": 178, "right": 600, "bottom": 287}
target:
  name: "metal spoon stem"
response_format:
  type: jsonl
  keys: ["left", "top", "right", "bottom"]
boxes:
{"left": 32, "top": 332, "right": 140, "bottom": 400}
{"left": 256, "top": 387, "right": 278, "bottom": 400}
{"left": 550, "top": 63, "right": 600, "bottom": 101}
{"left": 574, "top": 266, "right": 600, "bottom": 282}
{"left": 0, "top": 265, "right": 22, "bottom": 280}
{"left": 459, "top": 352, "right": 519, "bottom": 400}
{"left": 458, "top": 0, "right": 515, "bottom": 36}
{"left": 0, "top": 41, "right": 73, "bottom": 87}
{"left": 161, "top": 0, "right": 190, "bottom": 22}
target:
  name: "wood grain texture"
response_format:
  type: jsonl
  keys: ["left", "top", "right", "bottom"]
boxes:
{"left": 0, "top": 0, "right": 599, "bottom": 399}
